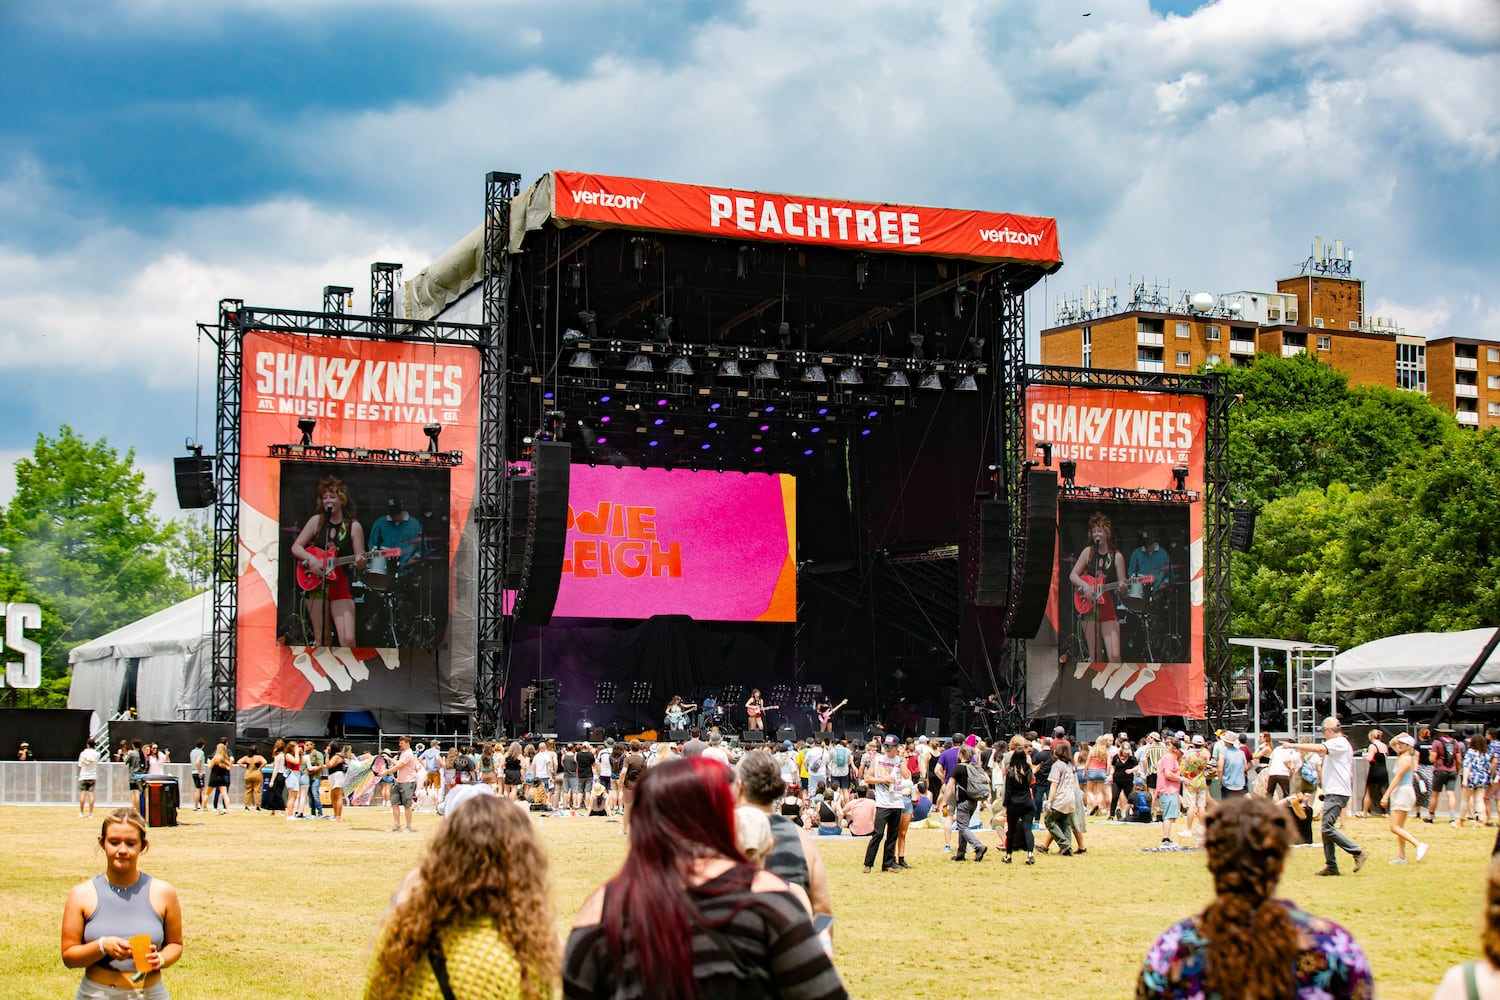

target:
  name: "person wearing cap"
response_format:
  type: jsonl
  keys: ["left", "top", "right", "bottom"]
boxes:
{"left": 1155, "top": 737, "right": 1184, "bottom": 848}
{"left": 702, "top": 732, "right": 730, "bottom": 766}
{"left": 1283, "top": 717, "right": 1370, "bottom": 876}
{"left": 934, "top": 734, "right": 966, "bottom": 854}
{"left": 859, "top": 738, "right": 906, "bottom": 873}
{"left": 1177, "top": 735, "right": 1212, "bottom": 846}
{"left": 367, "top": 495, "right": 425, "bottom": 577}
{"left": 1380, "top": 733, "right": 1430, "bottom": 864}
{"left": 18, "top": 741, "right": 31, "bottom": 762}
{"left": 1429, "top": 723, "right": 1463, "bottom": 824}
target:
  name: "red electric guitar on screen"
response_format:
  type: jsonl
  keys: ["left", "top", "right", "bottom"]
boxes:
{"left": 295, "top": 546, "right": 401, "bottom": 592}
{"left": 1073, "top": 574, "right": 1153, "bottom": 615}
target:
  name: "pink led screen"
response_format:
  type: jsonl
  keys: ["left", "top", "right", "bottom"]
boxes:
{"left": 550, "top": 466, "right": 797, "bottom": 622}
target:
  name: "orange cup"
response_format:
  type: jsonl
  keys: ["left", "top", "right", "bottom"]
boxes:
{"left": 129, "top": 934, "right": 153, "bottom": 974}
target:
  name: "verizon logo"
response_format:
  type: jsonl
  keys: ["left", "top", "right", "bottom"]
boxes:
{"left": 572, "top": 188, "right": 646, "bottom": 210}
{"left": 979, "top": 227, "right": 1043, "bottom": 246}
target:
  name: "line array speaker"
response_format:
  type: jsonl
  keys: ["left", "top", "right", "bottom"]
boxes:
{"left": 502, "top": 475, "right": 534, "bottom": 590}
{"left": 514, "top": 442, "right": 571, "bottom": 626}
{"left": 1229, "top": 505, "right": 1256, "bottom": 553}
{"left": 173, "top": 454, "right": 215, "bottom": 509}
{"left": 974, "top": 498, "right": 1009, "bottom": 607}
{"left": 1008, "top": 469, "right": 1059, "bottom": 640}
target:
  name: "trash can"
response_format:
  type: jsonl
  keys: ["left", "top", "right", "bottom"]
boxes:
{"left": 140, "top": 776, "right": 179, "bottom": 828}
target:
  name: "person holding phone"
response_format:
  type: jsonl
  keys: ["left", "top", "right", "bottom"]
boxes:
{"left": 60, "top": 807, "right": 183, "bottom": 999}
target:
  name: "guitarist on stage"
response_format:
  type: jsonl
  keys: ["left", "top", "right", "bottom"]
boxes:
{"left": 816, "top": 697, "right": 848, "bottom": 734}
{"left": 1068, "top": 511, "right": 1127, "bottom": 664}
{"left": 745, "top": 688, "right": 776, "bottom": 731}
{"left": 290, "top": 476, "right": 367, "bottom": 647}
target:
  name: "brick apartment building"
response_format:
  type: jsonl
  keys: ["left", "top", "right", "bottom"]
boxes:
{"left": 1039, "top": 239, "right": 1495, "bottom": 428}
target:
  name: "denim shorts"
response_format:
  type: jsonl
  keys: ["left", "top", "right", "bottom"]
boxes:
{"left": 1083, "top": 769, "right": 1108, "bottom": 784}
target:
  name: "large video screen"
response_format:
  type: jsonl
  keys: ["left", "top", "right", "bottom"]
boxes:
{"left": 237, "top": 331, "right": 479, "bottom": 716}
{"left": 1023, "top": 384, "right": 1207, "bottom": 719}
{"left": 549, "top": 465, "right": 796, "bottom": 622}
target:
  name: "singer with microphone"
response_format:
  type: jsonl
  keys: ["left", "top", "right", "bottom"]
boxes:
{"left": 290, "top": 476, "right": 367, "bottom": 647}
{"left": 1068, "top": 512, "right": 1127, "bottom": 663}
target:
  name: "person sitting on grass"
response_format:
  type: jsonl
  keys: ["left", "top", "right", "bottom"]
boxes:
{"left": 1136, "top": 794, "right": 1372, "bottom": 999}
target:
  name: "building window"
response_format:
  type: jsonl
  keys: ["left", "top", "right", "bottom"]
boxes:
{"left": 1205, "top": 325, "right": 1220, "bottom": 341}
{"left": 1397, "top": 342, "right": 1427, "bottom": 393}
{"left": 1082, "top": 326, "right": 1092, "bottom": 369}
{"left": 1489, "top": 348, "right": 1499, "bottom": 363}
{"left": 1490, "top": 402, "right": 1500, "bottom": 417}
{"left": 1317, "top": 335, "right": 1332, "bottom": 351}
{"left": 1206, "top": 354, "right": 1221, "bottom": 367}
{"left": 1175, "top": 322, "right": 1191, "bottom": 339}
{"left": 1488, "top": 375, "right": 1499, "bottom": 390}
{"left": 1175, "top": 351, "right": 1191, "bottom": 367}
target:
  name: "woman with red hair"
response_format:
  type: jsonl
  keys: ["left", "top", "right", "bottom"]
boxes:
{"left": 564, "top": 756, "right": 847, "bottom": 1000}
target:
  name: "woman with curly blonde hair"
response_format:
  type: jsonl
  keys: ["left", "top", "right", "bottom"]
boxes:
{"left": 364, "top": 793, "right": 558, "bottom": 1000}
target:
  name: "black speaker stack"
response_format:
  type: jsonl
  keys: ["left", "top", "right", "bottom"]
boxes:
{"left": 513, "top": 442, "right": 571, "bottom": 626}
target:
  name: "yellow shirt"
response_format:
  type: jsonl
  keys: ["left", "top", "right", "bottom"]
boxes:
{"left": 367, "top": 919, "right": 524, "bottom": 1000}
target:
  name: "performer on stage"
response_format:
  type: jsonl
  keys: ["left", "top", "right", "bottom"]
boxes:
{"left": 367, "top": 496, "right": 425, "bottom": 577}
{"left": 745, "top": 689, "right": 774, "bottom": 731}
{"left": 1128, "top": 527, "right": 1172, "bottom": 596}
{"left": 816, "top": 697, "right": 847, "bottom": 734}
{"left": 664, "top": 695, "right": 697, "bottom": 732}
{"left": 290, "top": 476, "right": 366, "bottom": 647}
{"left": 1069, "top": 511, "right": 1126, "bottom": 663}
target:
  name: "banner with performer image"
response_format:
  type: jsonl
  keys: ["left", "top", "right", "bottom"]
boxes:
{"left": 1023, "top": 384, "right": 1207, "bottom": 719}
{"left": 236, "top": 331, "right": 479, "bottom": 718}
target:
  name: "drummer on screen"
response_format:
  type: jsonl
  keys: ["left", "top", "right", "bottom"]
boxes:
{"left": 367, "top": 497, "right": 425, "bottom": 578}
{"left": 1127, "top": 527, "right": 1172, "bottom": 597}
{"left": 1068, "top": 512, "right": 1127, "bottom": 663}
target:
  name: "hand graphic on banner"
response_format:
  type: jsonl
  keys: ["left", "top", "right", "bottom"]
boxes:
{"left": 290, "top": 646, "right": 402, "bottom": 693}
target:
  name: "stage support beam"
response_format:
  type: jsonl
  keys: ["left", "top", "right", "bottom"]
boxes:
{"left": 210, "top": 299, "right": 243, "bottom": 727}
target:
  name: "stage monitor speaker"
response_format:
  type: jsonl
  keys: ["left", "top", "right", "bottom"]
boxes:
{"left": 1230, "top": 505, "right": 1256, "bottom": 553}
{"left": 242, "top": 727, "right": 270, "bottom": 739}
{"left": 669, "top": 728, "right": 690, "bottom": 742}
{"left": 974, "top": 498, "right": 1009, "bottom": 607}
{"left": 503, "top": 475, "right": 534, "bottom": 590}
{"left": 844, "top": 730, "right": 863, "bottom": 744}
{"left": 922, "top": 717, "right": 940, "bottom": 738}
{"left": 514, "top": 442, "right": 571, "bottom": 626}
{"left": 776, "top": 726, "right": 797, "bottom": 743}
{"left": 741, "top": 730, "right": 765, "bottom": 743}
{"left": 1007, "top": 469, "right": 1058, "bottom": 640}
{"left": 173, "top": 454, "right": 214, "bottom": 509}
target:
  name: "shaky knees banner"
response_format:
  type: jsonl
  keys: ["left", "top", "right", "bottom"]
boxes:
{"left": 1023, "top": 385, "right": 1208, "bottom": 719}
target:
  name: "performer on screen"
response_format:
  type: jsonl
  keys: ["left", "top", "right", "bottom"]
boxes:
{"left": 745, "top": 688, "right": 776, "bottom": 731}
{"left": 1127, "top": 527, "right": 1172, "bottom": 596}
{"left": 290, "top": 476, "right": 366, "bottom": 647}
{"left": 1069, "top": 511, "right": 1126, "bottom": 663}
{"left": 367, "top": 496, "right": 425, "bottom": 578}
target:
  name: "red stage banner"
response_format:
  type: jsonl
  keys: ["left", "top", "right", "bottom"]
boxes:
{"left": 1023, "top": 385, "right": 1208, "bottom": 719}
{"left": 547, "top": 171, "right": 1061, "bottom": 266}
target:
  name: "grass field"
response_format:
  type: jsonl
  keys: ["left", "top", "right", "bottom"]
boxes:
{"left": 5, "top": 802, "right": 1490, "bottom": 998}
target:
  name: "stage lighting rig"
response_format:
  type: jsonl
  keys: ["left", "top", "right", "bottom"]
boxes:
{"left": 1036, "top": 442, "right": 1053, "bottom": 467}
{"left": 424, "top": 423, "right": 443, "bottom": 453}
{"left": 1172, "top": 465, "right": 1189, "bottom": 490}
{"left": 918, "top": 372, "right": 942, "bottom": 391}
{"left": 297, "top": 417, "right": 317, "bottom": 447}
{"left": 1059, "top": 459, "right": 1077, "bottom": 487}
{"left": 909, "top": 333, "right": 925, "bottom": 359}
{"left": 955, "top": 375, "right": 978, "bottom": 391}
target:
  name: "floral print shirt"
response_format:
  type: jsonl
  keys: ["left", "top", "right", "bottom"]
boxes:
{"left": 1136, "top": 899, "right": 1373, "bottom": 999}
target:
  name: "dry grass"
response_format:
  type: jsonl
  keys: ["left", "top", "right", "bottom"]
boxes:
{"left": 3, "top": 802, "right": 1489, "bottom": 998}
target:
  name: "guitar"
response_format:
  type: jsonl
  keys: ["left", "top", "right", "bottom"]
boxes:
{"left": 1073, "top": 574, "right": 1153, "bottom": 615}
{"left": 746, "top": 702, "right": 780, "bottom": 718}
{"left": 296, "top": 546, "right": 401, "bottom": 591}
{"left": 818, "top": 699, "right": 848, "bottom": 725}
{"left": 665, "top": 703, "right": 698, "bottom": 729}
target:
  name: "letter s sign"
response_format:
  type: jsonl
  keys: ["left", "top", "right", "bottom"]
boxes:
{"left": 3, "top": 603, "right": 42, "bottom": 689}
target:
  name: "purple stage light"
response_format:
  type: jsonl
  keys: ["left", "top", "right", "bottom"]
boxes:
{"left": 654, "top": 418, "right": 665, "bottom": 426}
{"left": 753, "top": 446, "right": 763, "bottom": 453}
{"left": 803, "top": 449, "right": 814, "bottom": 456}
{"left": 543, "top": 391, "right": 554, "bottom": 399}
{"left": 657, "top": 398, "right": 668, "bottom": 406}
{"left": 764, "top": 405, "right": 776, "bottom": 413}
{"left": 649, "top": 440, "right": 659, "bottom": 447}
{"left": 759, "top": 424, "right": 770, "bottom": 432}
{"left": 709, "top": 402, "right": 721, "bottom": 411}
{"left": 600, "top": 415, "right": 611, "bottom": 423}
{"left": 860, "top": 428, "right": 871, "bottom": 436}
{"left": 700, "top": 443, "right": 711, "bottom": 450}
{"left": 708, "top": 421, "right": 718, "bottom": 429}
{"left": 867, "top": 410, "right": 878, "bottom": 418}
{"left": 817, "top": 407, "right": 828, "bottom": 415}
{"left": 596, "top": 436, "right": 607, "bottom": 444}
{"left": 810, "top": 426, "right": 821, "bottom": 434}
{"left": 600, "top": 395, "right": 611, "bottom": 403}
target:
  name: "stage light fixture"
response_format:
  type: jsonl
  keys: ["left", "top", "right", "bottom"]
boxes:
{"left": 667, "top": 356, "right": 694, "bottom": 376}
{"left": 955, "top": 375, "right": 978, "bottom": 391}
{"left": 563, "top": 327, "right": 583, "bottom": 345}
{"left": 854, "top": 254, "right": 868, "bottom": 289}
{"left": 656, "top": 316, "right": 674, "bottom": 340}
{"left": 777, "top": 322, "right": 792, "bottom": 349}
{"left": 569, "top": 262, "right": 583, "bottom": 288}
{"left": 909, "top": 333, "right": 925, "bottom": 359}
{"left": 1037, "top": 442, "right": 1053, "bottom": 467}
{"left": 918, "top": 373, "right": 943, "bottom": 391}
{"left": 737, "top": 245, "right": 750, "bottom": 279}
{"left": 578, "top": 310, "right": 598, "bottom": 337}
{"left": 802, "top": 364, "right": 827, "bottom": 383}
{"left": 423, "top": 423, "right": 442, "bottom": 453}
{"left": 626, "top": 353, "right": 654, "bottom": 373}
{"left": 632, "top": 237, "right": 649, "bottom": 273}
{"left": 569, "top": 350, "right": 597, "bottom": 369}
{"left": 1059, "top": 459, "right": 1077, "bottom": 487}
{"left": 1172, "top": 465, "right": 1189, "bottom": 490}
{"left": 753, "top": 361, "right": 780, "bottom": 379}
{"left": 718, "top": 359, "right": 743, "bottom": 378}
{"left": 297, "top": 417, "right": 317, "bottom": 447}
{"left": 837, "top": 367, "right": 863, "bottom": 385}
{"left": 884, "top": 371, "right": 910, "bottom": 388}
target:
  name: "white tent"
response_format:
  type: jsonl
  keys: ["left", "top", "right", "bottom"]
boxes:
{"left": 1314, "top": 627, "right": 1500, "bottom": 699}
{"left": 67, "top": 592, "right": 213, "bottom": 723}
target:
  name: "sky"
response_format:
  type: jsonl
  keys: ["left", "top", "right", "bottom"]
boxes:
{"left": 1, "top": 0, "right": 1496, "bottom": 519}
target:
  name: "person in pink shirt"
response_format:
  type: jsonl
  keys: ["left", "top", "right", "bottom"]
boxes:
{"left": 1156, "top": 739, "right": 1184, "bottom": 848}
{"left": 390, "top": 735, "right": 421, "bottom": 833}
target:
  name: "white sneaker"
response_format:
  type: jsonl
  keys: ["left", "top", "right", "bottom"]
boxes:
{"left": 1416, "top": 842, "right": 1429, "bottom": 862}
{"left": 1388, "top": 857, "right": 1407, "bottom": 864}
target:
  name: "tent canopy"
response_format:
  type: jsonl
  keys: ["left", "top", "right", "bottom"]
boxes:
{"left": 1314, "top": 627, "right": 1500, "bottom": 697}
{"left": 67, "top": 592, "right": 213, "bottom": 723}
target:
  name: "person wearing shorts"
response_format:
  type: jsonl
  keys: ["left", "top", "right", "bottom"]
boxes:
{"left": 77, "top": 739, "right": 101, "bottom": 817}
{"left": 390, "top": 736, "right": 420, "bottom": 832}
{"left": 1156, "top": 739, "right": 1183, "bottom": 847}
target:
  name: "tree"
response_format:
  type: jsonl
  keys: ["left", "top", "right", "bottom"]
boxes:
{"left": 0, "top": 426, "right": 195, "bottom": 706}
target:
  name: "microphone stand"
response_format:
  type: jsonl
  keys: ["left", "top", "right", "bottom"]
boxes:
{"left": 321, "top": 505, "right": 335, "bottom": 647}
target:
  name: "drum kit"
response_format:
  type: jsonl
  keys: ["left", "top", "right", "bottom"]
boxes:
{"left": 1117, "top": 566, "right": 1185, "bottom": 663}
{"left": 351, "top": 539, "right": 444, "bottom": 648}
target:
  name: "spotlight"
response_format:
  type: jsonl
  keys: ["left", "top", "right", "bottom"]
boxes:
{"left": 563, "top": 328, "right": 583, "bottom": 345}
{"left": 655, "top": 316, "right": 674, "bottom": 341}
{"left": 1037, "top": 442, "right": 1053, "bottom": 467}
{"left": 296, "top": 417, "right": 317, "bottom": 447}
{"left": 423, "top": 423, "right": 442, "bottom": 453}
{"left": 718, "top": 359, "right": 743, "bottom": 378}
{"left": 918, "top": 373, "right": 943, "bottom": 391}
{"left": 632, "top": 237, "right": 649, "bottom": 273}
{"left": 626, "top": 353, "right": 654, "bottom": 373}
{"left": 801, "top": 364, "right": 827, "bottom": 383}
{"left": 1059, "top": 459, "right": 1077, "bottom": 487}
{"left": 667, "top": 356, "right": 694, "bottom": 376}
{"left": 884, "top": 371, "right": 910, "bottom": 388}
{"left": 955, "top": 375, "right": 978, "bottom": 391}
{"left": 854, "top": 254, "right": 868, "bottom": 289}
{"left": 908, "top": 333, "right": 925, "bottom": 359}
{"left": 569, "top": 262, "right": 583, "bottom": 288}
{"left": 837, "top": 367, "right": 863, "bottom": 385}
{"left": 737, "top": 245, "right": 750, "bottom": 279}
{"left": 568, "top": 351, "right": 598, "bottom": 369}
{"left": 578, "top": 310, "right": 598, "bottom": 337}
{"left": 777, "top": 322, "right": 792, "bottom": 349}
{"left": 1172, "top": 465, "right": 1189, "bottom": 490}
{"left": 753, "top": 361, "right": 780, "bottom": 379}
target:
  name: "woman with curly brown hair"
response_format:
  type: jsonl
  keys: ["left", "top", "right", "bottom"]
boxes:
{"left": 1136, "top": 794, "right": 1373, "bottom": 999}
{"left": 290, "top": 475, "right": 366, "bottom": 647}
{"left": 363, "top": 793, "right": 558, "bottom": 1000}
{"left": 1433, "top": 854, "right": 1500, "bottom": 998}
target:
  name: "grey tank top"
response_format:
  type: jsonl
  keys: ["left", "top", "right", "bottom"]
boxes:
{"left": 84, "top": 873, "right": 163, "bottom": 973}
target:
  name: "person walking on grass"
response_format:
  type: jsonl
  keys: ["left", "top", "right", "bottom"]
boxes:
{"left": 1379, "top": 733, "right": 1429, "bottom": 864}
{"left": 1155, "top": 738, "right": 1184, "bottom": 849}
{"left": 950, "top": 744, "right": 989, "bottom": 863}
{"left": 862, "top": 737, "right": 905, "bottom": 873}
{"left": 390, "top": 735, "right": 420, "bottom": 833}
{"left": 77, "top": 739, "right": 101, "bottom": 818}
{"left": 1283, "top": 717, "right": 1369, "bottom": 876}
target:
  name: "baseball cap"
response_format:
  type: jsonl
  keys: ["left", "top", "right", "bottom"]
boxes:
{"left": 1053, "top": 726, "right": 1067, "bottom": 736}
{"left": 916, "top": 735, "right": 929, "bottom": 744}
{"left": 782, "top": 740, "right": 793, "bottom": 750}
{"left": 1391, "top": 733, "right": 1415, "bottom": 748}
{"left": 885, "top": 735, "right": 899, "bottom": 745}
{"left": 1147, "top": 731, "right": 1161, "bottom": 740}
{"left": 1192, "top": 734, "right": 1205, "bottom": 746}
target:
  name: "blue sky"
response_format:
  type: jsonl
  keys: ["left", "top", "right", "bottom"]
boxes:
{"left": 1, "top": 0, "right": 1496, "bottom": 517}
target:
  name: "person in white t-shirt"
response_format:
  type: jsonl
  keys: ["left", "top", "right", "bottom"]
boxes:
{"left": 532, "top": 739, "right": 558, "bottom": 807}
{"left": 77, "top": 740, "right": 101, "bottom": 817}
{"left": 1284, "top": 717, "right": 1368, "bottom": 876}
